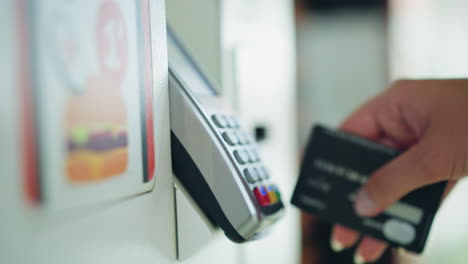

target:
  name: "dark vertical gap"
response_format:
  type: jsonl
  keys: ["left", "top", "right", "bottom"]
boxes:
{"left": 174, "top": 186, "right": 180, "bottom": 260}
{"left": 136, "top": 0, "right": 149, "bottom": 182}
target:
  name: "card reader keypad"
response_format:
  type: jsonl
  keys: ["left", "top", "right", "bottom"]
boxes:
{"left": 211, "top": 114, "right": 281, "bottom": 208}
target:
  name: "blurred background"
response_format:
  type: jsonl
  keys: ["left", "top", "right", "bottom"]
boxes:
{"left": 295, "top": 0, "right": 468, "bottom": 263}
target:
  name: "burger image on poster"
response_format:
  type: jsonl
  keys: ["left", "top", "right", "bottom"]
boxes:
{"left": 63, "top": 0, "right": 130, "bottom": 183}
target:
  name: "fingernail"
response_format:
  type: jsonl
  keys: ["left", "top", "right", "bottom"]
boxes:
{"left": 398, "top": 247, "right": 408, "bottom": 255}
{"left": 354, "top": 254, "right": 366, "bottom": 264}
{"left": 355, "top": 189, "right": 377, "bottom": 216}
{"left": 330, "top": 240, "right": 344, "bottom": 252}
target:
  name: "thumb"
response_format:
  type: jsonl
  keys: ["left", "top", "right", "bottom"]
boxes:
{"left": 354, "top": 135, "right": 450, "bottom": 217}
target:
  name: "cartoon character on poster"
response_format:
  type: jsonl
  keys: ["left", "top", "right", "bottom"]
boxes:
{"left": 63, "top": 0, "right": 130, "bottom": 183}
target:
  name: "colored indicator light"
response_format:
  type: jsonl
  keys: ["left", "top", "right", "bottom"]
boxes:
{"left": 275, "top": 190, "right": 282, "bottom": 201}
{"left": 254, "top": 187, "right": 271, "bottom": 206}
{"left": 270, "top": 185, "right": 282, "bottom": 202}
{"left": 260, "top": 186, "right": 271, "bottom": 205}
{"left": 267, "top": 186, "right": 278, "bottom": 203}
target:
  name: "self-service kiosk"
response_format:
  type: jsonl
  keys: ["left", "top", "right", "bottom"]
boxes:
{"left": 0, "top": 0, "right": 298, "bottom": 263}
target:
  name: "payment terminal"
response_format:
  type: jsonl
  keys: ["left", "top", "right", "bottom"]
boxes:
{"left": 168, "top": 29, "right": 285, "bottom": 242}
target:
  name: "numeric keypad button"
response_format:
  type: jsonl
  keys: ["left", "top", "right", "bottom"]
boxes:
{"left": 237, "top": 132, "right": 250, "bottom": 145}
{"left": 222, "top": 131, "right": 240, "bottom": 146}
{"left": 234, "top": 150, "right": 250, "bottom": 165}
{"left": 244, "top": 167, "right": 260, "bottom": 183}
{"left": 257, "top": 166, "right": 270, "bottom": 180}
{"left": 212, "top": 115, "right": 228, "bottom": 128}
{"left": 247, "top": 149, "right": 260, "bottom": 162}
{"left": 226, "top": 116, "right": 239, "bottom": 128}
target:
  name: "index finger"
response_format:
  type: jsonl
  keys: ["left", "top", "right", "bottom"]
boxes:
{"left": 339, "top": 97, "right": 381, "bottom": 141}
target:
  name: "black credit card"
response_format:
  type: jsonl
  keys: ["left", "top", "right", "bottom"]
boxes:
{"left": 291, "top": 125, "right": 446, "bottom": 253}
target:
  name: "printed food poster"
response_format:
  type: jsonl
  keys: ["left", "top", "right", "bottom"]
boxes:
{"left": 18, "top": 0, "right": 155, "bottom": 210}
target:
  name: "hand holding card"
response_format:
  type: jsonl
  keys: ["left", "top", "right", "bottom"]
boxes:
{"left": 291, "top": 125, "right": 447, "bottom": 254}
{"left": 294, "top": 81, "right": 468, "bottom": 263}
